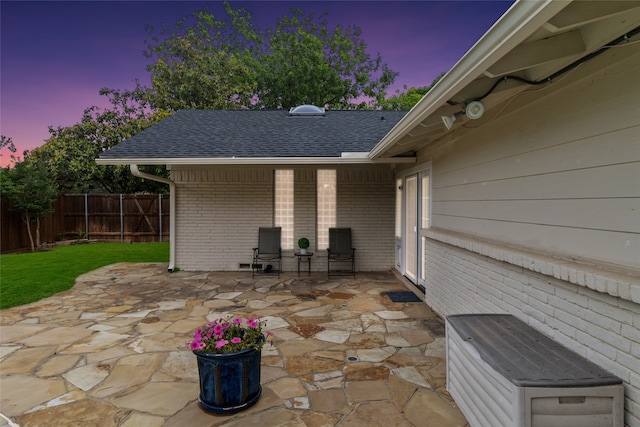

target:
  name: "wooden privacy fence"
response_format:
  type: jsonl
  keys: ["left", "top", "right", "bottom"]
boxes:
{"left": 1, "top": 194, "right": 170, "bottom": 253}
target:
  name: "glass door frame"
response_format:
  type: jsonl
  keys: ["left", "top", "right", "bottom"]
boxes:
{"left": 395, "top": 163, "right": 432, "bottom": 286}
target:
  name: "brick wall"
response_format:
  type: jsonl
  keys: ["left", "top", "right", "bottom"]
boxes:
{"left": 294, "top": 169, "right": 317, "bottom": 253}
{"left": 173, "top": 168, "right": 273, "bottom": 271}
{"left": 424, "top": 233, "right": 640, "bottom": 426}
{"left": 171, "top": 166, "right": 396, "bottom": 273}
{"left": 338, "top": 168, "right": 396, "bottom": 271}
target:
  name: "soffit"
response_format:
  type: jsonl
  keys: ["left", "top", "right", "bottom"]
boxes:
{"left": 372, "top": 0, "right": 640, "bottom": 160}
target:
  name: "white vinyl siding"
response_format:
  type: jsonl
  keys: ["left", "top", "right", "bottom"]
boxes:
{"left": 428, "top": 49, "right": 639, "bottom": 270}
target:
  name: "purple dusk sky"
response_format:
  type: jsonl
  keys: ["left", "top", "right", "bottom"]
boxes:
{"left": 0, "top": 1, "right": 513, "bottom": 165}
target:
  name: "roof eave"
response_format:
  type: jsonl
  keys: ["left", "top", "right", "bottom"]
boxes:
{"left": 95, "top": 155, "right": 415, "bottom": 166}
{"left": 369, "top": 0, "right": 571, "bottom": 160}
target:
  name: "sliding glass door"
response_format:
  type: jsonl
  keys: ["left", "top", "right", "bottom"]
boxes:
{"left": 404, "top": 175, "right": 417, "bottom": 281}
{"left": 397, "top": 167, "right": 431, "bottom": 286}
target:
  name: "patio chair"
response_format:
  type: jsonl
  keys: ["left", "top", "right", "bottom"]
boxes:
{"left": 327, "top": 228, "right": 355, "bottom": 278}
{"left": 252, "top": 227, "right": 282, "bottom": 278}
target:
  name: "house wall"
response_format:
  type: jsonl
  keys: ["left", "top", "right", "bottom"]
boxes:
{"left": 173, "top": 168, "right": 273, "bottom": 272}
{"left": 425, "top": 239, "right": 639, "bottom": 426}
{"left": 404, "top": 42, "right": 640, "bottom": 424}
{"left": 338, "top": 169, "right": 396, "bottom": 268}
{"left": 171, "top": 165, "right": 395, "bottom": 273}
{"left": 424, "top": 45, "right": 640, "bottom": 271}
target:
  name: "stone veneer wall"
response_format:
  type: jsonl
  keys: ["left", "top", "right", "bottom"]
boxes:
{"left": 423, "top": 230, "right": 640, "bottom": 426}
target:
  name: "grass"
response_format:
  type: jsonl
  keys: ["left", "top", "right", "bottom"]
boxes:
{"left": 0, "top": 242, "right": 169, "bottom": 310}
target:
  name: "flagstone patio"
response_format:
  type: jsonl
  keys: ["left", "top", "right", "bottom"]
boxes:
{"left": 0, "top": 263, "right": 468, "bottom": 426}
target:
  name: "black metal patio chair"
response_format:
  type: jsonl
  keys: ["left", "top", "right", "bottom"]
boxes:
{"left": 327, "top": 227, "right": 355, "bottom": 278}
{"left": 252, "top": 227, "right": 281, "bottom": 278}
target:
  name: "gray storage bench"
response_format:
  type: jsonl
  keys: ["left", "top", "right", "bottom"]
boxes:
{"left": 446, "top": 314, "right": 623, "bottom": 427}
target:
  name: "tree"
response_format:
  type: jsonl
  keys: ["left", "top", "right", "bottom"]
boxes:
{"left": 378, "top": 73, "right": 446, "bottom": 110}
{"left": 255, "top": 9, "right": 398, "bottom": 109}
{"left": 1, "top": 155, "right": 58, "bottom": 251}
{"left": 29, "top": 87, "right": 171, "bottom": 194}
{"left": 0, "top": 135, "right": 20, "bottom": 166}
{"left": 143, "top": 5, "right": 259, "bottom": 110}
{"left": 142, "top": 3, "right": 398, "bottom": 110}
{"left": 14, "top": 2, "right": 400, "bottom": 197}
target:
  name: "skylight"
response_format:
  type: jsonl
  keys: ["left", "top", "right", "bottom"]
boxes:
{"left": 288, "top": 105, "right": 325, "bottom": 116}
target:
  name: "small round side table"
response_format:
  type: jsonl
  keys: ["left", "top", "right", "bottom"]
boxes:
{"left": 294, "top": 252, "right": 313, "bottom": 276}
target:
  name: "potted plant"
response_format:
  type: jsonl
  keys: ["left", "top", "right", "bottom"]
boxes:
{"left": 188, "top": 317, "right": 271, "bottom": 414}
{"left": 298, "top": 237, "right": 310, "bottom": 255}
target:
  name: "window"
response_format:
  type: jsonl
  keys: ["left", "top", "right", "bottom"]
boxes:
{"left": 395, "top": 178, "right": 402, "bottom": 239}
{"left": 421, "top": 174, "right": 430, "bottom": 230}
{"left": 275, "top": 169, "right": 336, "bottom": 250}
{"left": 317, "top": 170, "right": 336, "bottom": 249}
{"left": 420, "top": 172, "right": 431, "bottom": 282}
{"left": 275, "top": 170, "right": 294, "bottom": 249}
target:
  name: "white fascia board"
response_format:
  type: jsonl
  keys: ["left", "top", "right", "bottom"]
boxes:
{"left": 96, "top": 156, "right": 415, "bottom": 166}
{"left": 340, "top": 152, "right": 369, "bottom": 158}
{"left": 369, "top": 0, "right": 572, "bottom": 159}
{"left": 340, "top": 152, "right": 415, "bottom": 164}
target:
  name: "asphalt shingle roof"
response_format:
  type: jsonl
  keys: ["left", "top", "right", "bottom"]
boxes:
{"left": 99, "top": 109, "right": 408, "bottom": 160}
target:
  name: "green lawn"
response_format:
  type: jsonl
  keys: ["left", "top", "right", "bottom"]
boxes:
{"left": 0, "top": 242, "right": 169, "bottom": 309}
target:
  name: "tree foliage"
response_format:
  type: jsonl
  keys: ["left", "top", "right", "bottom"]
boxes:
{"left": 254, "top": 9, "right": 398, "bottom": 109}
{"left": 8, "top": 2, "right": 404, "bottom": 199}
{"left": 29, "top": 87, "right": 171, "bottom": 194}
{"left": 378, "top": 73, "right": 446, "bottom": 110}
{"left": 142, "top": 3, "right": 398, "bottom": 110}
{"left": 1, "top": 154, "right": 58, "bottom": 251}
{"left": 144, "top": 5, "right": 259, "bottom": 110}
{"left": 0, "top": 135, "right": 20, "bottom": 166}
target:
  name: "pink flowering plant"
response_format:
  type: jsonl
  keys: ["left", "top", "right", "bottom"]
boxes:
{"left": 188, "top": 316, "right": 271, "bottom": 354}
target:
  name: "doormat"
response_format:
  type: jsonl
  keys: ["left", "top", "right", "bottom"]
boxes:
{"left": 384, "top": 291, "right": 422, "bottom": 302}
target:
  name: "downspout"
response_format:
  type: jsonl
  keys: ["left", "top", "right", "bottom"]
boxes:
{"left": 130, "top": 165, "right": 176, "bottom": 272}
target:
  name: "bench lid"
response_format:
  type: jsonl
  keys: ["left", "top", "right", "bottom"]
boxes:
{"left": 446, "top": 314, "right": 622, "bottom": 387}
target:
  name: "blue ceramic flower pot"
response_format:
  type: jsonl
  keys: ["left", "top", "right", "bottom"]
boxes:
{"left": 193, "top": 347, "right": 262, "bottom": 414}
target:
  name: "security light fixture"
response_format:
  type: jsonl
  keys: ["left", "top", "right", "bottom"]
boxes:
{"left": 441, "top": 112, "right": 465, "bottom": 130}
{"left": 465, "top": 101, "right": 484, "bottom": 120}
{"left": 441, "top": 100, "right": 485, "bottom": 130}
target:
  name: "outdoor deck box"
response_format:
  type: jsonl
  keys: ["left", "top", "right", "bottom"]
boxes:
{"left": 446, "top": 314, "right": 623, "bottom": 427}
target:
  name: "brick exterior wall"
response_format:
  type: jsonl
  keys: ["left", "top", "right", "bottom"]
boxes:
{"left": 294, "top": 169, "right": 317, "bottom": 254}
{"left": 171, "top": 166, "right": 395, "bottom": 273}
{"left": 423, "top": 233, "right": 640, "bottom": 426}
{"left": 338, "top": 169, "right": 396, "bottom": 272}
{"left": 173, "top": 168, "right": 274, "bottom": 271}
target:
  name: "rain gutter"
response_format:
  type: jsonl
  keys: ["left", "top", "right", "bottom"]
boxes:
{"left": 96, "top": 155, "right": 414, "bottom": 165}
